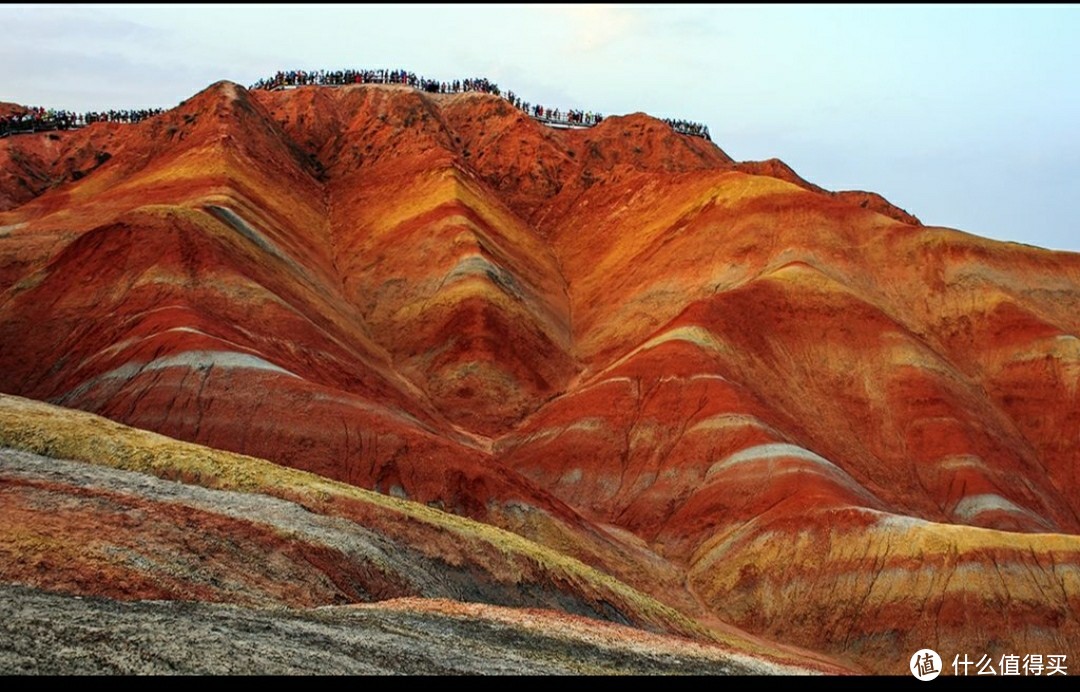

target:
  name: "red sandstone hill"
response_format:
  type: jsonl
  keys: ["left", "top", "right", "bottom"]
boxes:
{"left": 1, "top": 80, "right": 1078, "bottom": 675}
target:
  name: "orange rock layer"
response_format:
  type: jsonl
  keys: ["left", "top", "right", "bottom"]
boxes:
{"left": 1, "top": 81, "right": 1078, "bottom": 674}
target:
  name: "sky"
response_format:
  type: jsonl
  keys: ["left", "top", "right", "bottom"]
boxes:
{"left": 3, "top": 3, "right": 1078, "bottom": 252}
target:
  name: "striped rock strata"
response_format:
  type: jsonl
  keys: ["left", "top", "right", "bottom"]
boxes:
{"left": 1, "top": 81, "right": 1078, "bottom": 673}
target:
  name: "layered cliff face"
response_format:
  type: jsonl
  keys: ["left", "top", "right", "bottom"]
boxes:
{"left": 1, "top": 80, "right": 1078, "bottom": 674}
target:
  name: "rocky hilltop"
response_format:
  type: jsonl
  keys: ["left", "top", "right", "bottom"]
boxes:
{"left": 1, "top": 80, "right": 1078, "bottom": 674}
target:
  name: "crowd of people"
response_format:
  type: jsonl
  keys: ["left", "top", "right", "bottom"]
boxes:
{"left": 502, "top": 91, "right": 604, "bottom": 128}
{"left": 662, "top": 118, "right": 710, "bottom": 140}
{"left": 2, "top": 69, "right": 709, "bottom": 142}
{"left": 249, "top": 68, "right": 709, "bottom": 139}
{"left": 0, "top": 106, "right": 165, "bottom": 138}
{"left": 249, "top": 69, "right": 502, "bottom": 97}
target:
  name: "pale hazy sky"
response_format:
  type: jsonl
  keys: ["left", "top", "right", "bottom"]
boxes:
{"left": 4, "top": 3, "right": 1078, "bottom": 251}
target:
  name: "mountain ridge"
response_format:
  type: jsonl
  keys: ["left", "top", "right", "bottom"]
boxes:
{"left": 1, "top": 78, "right": 1077, "bottom": 674}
